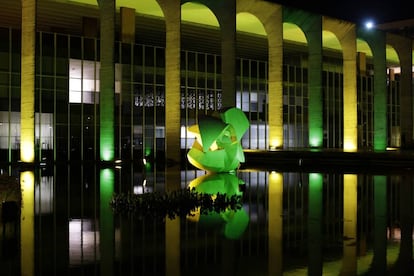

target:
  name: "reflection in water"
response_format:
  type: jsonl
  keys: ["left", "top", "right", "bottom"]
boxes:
{"left": 187, "top": 173, "right": 249, "bottom": 240}
{"left": 389, "top": 174, "right": 414, "bottom": 275}
{"left": 369, "top": 175, "right": 387, "bottom": 274}
{"left": 20, "top": 170, "right": 34, "bottom": 276}
{"left": 341, "top": 174, "right": 358, "bottom": 275}
{"left": 268, "top": 171, "right": 283, "bottom": 276}
{"left": 2, "top": 165, "right": 414, "bottom": 275}
{"left": 165, "top": 166, "right": 180, "bottom": 276}
{"left": 308, "top": 173, "right": 323, "bottom": 275}
{"left": 100, "top": 168, "right": 115, "bottom": 276}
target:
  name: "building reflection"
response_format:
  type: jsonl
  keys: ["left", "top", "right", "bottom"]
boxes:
{"left": 20, "top": 170, "right": 34, "bottom": 276}
{"left": 341, "top": 174, "right": 358, "bottom": 274}
{"left": 268, "top": 171, "right": 283, "bottom": 276}
{"left": 3, "top": 165, "right": 414, "bottom": 275}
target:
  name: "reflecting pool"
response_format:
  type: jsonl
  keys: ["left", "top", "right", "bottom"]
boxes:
{"left": 0, "top": 162, "right": 414, "bottom": 275}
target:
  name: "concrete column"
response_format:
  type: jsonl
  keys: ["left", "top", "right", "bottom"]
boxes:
{"left": 195, "top": 0, "right": 237, "bottom": 109}
{"left": 237, "top": 0, "right": 283, "bottom": 149}
{"left": 323, "top": 18, "right": 357, "bottom": 152}
{"left": 217, "top": 0, "right": 236, "bottom": 108}
{"left": 21, "top": 0, "right": 36, "bottom": 162}
{"left": 98, "top": 0, "right": 115, "bottom": 161}
{"left": 357, "top": 28, "right": 387, "bottom": 150}
{"left": 157, "top": 0, "right": 181, "bottom": 164}
{"left": 283, "top": 8, "right": 323, "bottom": 148}
{"left": 387, "top": 33, "right": 413, "bottom": 148}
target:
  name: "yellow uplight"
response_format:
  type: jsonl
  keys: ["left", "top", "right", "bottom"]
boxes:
{"left": 21, "top": 140, "right": 35, "bottom": 162}
{"left": 269, "top": 138, "right": 282, "bottom": 150}
{"left": 343, "top": 140, "right": 357, "bottom": 152}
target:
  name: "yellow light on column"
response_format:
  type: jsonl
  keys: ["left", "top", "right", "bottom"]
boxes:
{"left": 344, "top": 139, "right": 357, "bottom": 152}
{"left": 343, "top": 47, "right": 357, "bottom": 152}
{"left": 343, "top": 111, "right": 357, "bottom": 152}
{"left": 269, "top": 138, "right": 282, "bottom": 150}
{"left": 21, "top": 0, "right": 36, "bottom": 163}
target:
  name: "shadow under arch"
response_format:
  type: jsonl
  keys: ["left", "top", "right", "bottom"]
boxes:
{"left": 283, "top": 8, "right": 324, "bottom": 148}
{"left": 236, "top": 0, "right": 283, "bottom": 149}
{"left": 323, "top": 17, "right": 358, "bottom": 152}
{"left": 385, "top": 33, "right": 413, "bottom": 148}
{"left": 356, "top": 28, "right": 388, "bottom": 150}
{"left": 182, "top": 0, "right": 237, "bottom": 108}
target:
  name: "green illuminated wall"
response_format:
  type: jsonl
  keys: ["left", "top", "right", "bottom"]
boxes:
{"left": 98, "top": 0, "right": 115, "bottom": 161}
{"left": 284, "top": 9, "right": 323, "bottom": 147}
{"left": 357, "top": 28, "right": 387, "bottom": 150}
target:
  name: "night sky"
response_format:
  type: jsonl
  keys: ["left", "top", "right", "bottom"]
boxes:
{"left": 267, "top": 0, "right": 412, "bottom": 25}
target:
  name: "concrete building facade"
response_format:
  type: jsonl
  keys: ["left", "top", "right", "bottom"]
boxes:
{"left": 0, "top": 0, "right": 412, "bottom": 165}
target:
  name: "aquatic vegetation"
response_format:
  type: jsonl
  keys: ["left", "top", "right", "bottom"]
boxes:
{"left": 110, "top": 188, "right": 243, "bottom": 220}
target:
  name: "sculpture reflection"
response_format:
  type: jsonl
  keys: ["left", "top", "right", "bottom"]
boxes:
{"left": 186, "top": 172, "right": 249, "bottom": 240}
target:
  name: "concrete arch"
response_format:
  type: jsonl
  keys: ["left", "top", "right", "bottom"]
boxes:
{"left": 386, "top": 33, "right": 413, "bottom": 147}
{"left": 181, "top": 2, "right": 219, "bottom": 27}
{"left": 323, "top": 17, "right": 357, "bottom": 151}
{"left": 133, "top": 0, "right": 164, "bottom": 17}
{"left": 156, "top": 0, "right": 181, "bottom": 163}
{"left": 182, "top": 0, "right": 236, "bottom": 108}
{"left": 283, "top": 8, "right": 324, "bottom": 148}
{"left": 356, "top": 28, "right": 387, "bottom": 150}
{"left": 236, "top": 12, "right": 266, "bottom": 36}
{"left": 386, "top": 45, "right": 400, "bottom": 65}
{"left": 236, "top": 0, "right": 283, "bottom": 149}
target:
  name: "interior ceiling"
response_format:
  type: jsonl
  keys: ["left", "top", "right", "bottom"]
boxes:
{"left": 0, "top": 0, "right": 404, "bottom": 65}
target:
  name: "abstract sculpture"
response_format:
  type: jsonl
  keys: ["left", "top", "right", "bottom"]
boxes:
{"left": 187, "top": 107, "right": 250, "bottom": 173}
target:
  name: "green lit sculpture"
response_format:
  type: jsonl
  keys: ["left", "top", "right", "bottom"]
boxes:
{"left": 187, "top": 107, "right": 249, "bottom": 173}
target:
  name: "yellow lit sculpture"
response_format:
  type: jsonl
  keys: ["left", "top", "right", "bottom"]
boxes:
{"left": 187, "top": 107, "right": 249, "bottom": 173}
